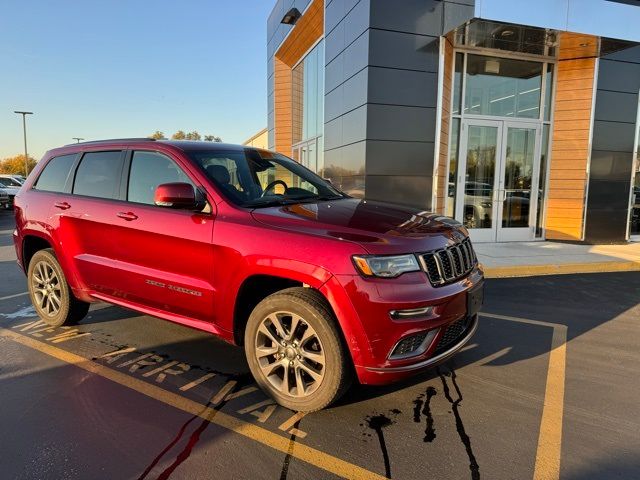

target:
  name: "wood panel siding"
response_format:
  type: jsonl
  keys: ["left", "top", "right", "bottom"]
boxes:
{"left": 435, "top": 35, "right": 455, "bottom": 215}
{"left": 273, "top": 0, "right": 324, "bottom": 155}
{"left": 545, "top": 32, "right": 598, "bottom": 241}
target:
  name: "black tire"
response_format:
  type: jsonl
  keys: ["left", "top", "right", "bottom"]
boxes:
{"left": 27, "top": 248, "right": 90, "bottom": 327}
{"left": 244, "top": 287, "right": 352, "bottom": 412}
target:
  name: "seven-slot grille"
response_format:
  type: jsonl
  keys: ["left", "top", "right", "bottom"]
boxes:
{"left": 419, "top": 238, "right": 477, "bottom": 286}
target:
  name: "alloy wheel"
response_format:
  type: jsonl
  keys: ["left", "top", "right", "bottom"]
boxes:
{"left": 31, "top": 260, "right": 62, "bottom": 317}
{"left": 255, "top": 311, "right": 326, "bottom": 398}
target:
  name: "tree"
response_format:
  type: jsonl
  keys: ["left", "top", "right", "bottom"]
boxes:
{"left": 0, "top": 154, "right": 37, "bottom": 175}
{"left": 155, "top": 130, "right": 222, "bottom": 142}
{"left": 149, "top": 130, "right": 166, "bottom": 140}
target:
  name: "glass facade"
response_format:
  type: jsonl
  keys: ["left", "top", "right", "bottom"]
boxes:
{"left": 631, "top": 100, "right": 640, "bottom": 237}
{"left": 292, "top": 40, "right": 324, "bottom": 174}
{"left": 449, "top": 45, "right": 554, "bottom": 240}
{"left": 463, "top": 54, "right": 544, "bottom": 119}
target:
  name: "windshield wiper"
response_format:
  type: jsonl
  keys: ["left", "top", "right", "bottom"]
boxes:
{"left": 243, "top": 197, "right": 302, "bottom": 208}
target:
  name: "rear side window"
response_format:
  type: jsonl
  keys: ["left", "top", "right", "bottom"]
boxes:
{"left": 127, "top": 151, "right": 194, "bottom": 205}
{"left": 73, "top": 151, "right": 123, "bottom": 199}
{"left": 34, "top": 154, "right": 76, "bottom": 192}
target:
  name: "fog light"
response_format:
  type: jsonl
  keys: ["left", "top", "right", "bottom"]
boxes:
{"left": 389, "top": 306, "right": 433, "bottom": 320}
{"left": 389, "top": 330, "right": 438, "bottom": 360}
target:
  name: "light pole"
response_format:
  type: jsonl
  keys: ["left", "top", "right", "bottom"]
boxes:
{"left": 14, "top": 111, "right": 33, "bottom": 177}
{"left": 72, "top": 137, "right": 84, "bottom": 143}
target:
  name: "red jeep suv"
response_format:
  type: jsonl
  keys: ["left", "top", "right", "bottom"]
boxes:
{"left": 13, "top": 139, "right": 483, "bottom": 411}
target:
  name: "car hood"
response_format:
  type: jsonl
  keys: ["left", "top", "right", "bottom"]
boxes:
{"left": 250, "top": 198, "right": 468, "bottom": 255}
{"left": 0, "top": 186, "right": 20, "bottom": 194}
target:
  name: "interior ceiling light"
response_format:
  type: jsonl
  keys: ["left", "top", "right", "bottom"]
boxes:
{"left": 485, "top": 59, "right": 500, "bottom": 74}
{"left": 281, "top": 7, "right": 301, "bottom": 25}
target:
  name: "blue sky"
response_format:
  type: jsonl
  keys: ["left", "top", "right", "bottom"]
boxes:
{"left": 0, "top": 0, "right": 274, "bottom": 159}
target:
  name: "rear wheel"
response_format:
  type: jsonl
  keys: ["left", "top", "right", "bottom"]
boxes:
{"left": 244, "top": 287, "right": 351, "bottom": 412}
{"left": 27, "top": 248, "right": 90, "bottom": 327}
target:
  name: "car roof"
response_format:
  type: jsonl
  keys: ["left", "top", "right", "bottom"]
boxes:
{"left": 45, "top": 138, "right": 254, "bottom": 158}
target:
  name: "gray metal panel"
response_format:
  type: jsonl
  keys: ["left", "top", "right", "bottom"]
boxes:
{"left": 325, "top": 52, "right": 345, "bottom": 93}
{"left": 365, "top": 141, "right": 435, "bottom": 176}
{"left": 324, "top": 115, "right": 344, "bottom": 151}
{"left": 591, "top": 120, "right": 637, "bottom": 152}
{"left": 325, "top": 141, "right": 367, "bottom": 175}
{"left": 368, "top": 67, "right": 438, "bottom": 108}
{"left": 369, "top": 0, "right": 443, "bottom": 36}
{"left": 342, "top": 105, "right": 368, "bottom": 145}
{"left": 597, "top": 59, "right": 640, "bottom": 94}
{"left": 367, "top": 105, "right": 436, "bottom": 143}
{"left": 326, "top": 67, "right": 368, "bottom": 122}
{"left": 368, "top": 29, "right": 439, "bottom": 72}
{"left": 594, "top": 90, "right": 638, "bottom": 124}
{"left": 365, "top": 175, "right": 433, "bottom": 209}
{"left": 443, "top": 1, "right": 475, "bottom": 34}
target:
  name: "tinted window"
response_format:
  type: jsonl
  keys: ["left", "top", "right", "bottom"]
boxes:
{"left": 73, "top": 151, "right": 123, "bottom": 199}
{"left": 34, "top": 154, "right": 76, "bottom": 192}
{"left": 128, "top": 151, "right": 194, "bottom": 205}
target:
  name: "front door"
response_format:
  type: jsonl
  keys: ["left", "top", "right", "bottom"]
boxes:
{"left": 456, "top": 119, "right": 542, "bottom": 242}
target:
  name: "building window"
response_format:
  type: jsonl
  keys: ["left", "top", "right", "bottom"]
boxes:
{"left": 292, "top": 40, "right": 324, "bottom": 174}
{"left": 463, "top": 54, "right": 544, "bottom": 119}
{"left": 630, "top": 95, "right": 640, "bottom": 238}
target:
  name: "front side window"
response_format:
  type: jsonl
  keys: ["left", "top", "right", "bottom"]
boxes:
{"left": 187, "top": 148, "right": 344, "bottom": 208}
{"left": 73, "top": 151, "right": 123, "bottom": 199}
{"left": 34, "top": 154, "right": 76, "bottom": 193}
{"left": 128, "top": 151, "right": 194, "bottom": 205}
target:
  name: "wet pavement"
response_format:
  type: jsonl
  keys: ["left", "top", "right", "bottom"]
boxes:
{"left": 0, "top": 210, "right": 639, "bottom": 480}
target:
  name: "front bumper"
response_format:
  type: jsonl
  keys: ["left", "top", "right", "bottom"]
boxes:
{"left": 358, "top": 314, "right": 478, "bottom": 383}
{"left": 328, "top": 267, "right": 483, "bottom": 385}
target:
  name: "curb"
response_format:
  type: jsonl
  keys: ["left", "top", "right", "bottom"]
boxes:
{"left": 482, "top": 261, "right": 640, "bottom": 279}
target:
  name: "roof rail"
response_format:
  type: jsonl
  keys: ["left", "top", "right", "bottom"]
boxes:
{"left": 65, "top": 138, "right": 157, "bottom": 146}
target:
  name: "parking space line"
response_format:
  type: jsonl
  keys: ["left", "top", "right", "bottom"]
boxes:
{"left": 0, "top": 292, "right": 29, "bottom": 301}
{"left": 481, "top": 312, "right": 567, "bottom": 480}
{"left": 0, "top": 327, "right": 387, "bottom": 480}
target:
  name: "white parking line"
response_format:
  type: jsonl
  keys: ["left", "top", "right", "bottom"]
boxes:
{"left": 0, "top": 292, "right": 29, "bottom": 302}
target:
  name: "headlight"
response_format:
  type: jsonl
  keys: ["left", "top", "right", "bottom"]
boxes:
{"left": 352, "top": 254, "right": 420, "bottom": 278}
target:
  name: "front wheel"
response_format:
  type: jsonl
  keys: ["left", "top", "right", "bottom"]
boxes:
{"left": 244, "top": 287, "right": 351, "bottom": 412}
{"left": 27, "top": 248, "right": 90, "bottom": 327}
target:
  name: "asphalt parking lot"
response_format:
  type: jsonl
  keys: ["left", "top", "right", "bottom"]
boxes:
{"left": 0, "top": 209, "right": 639, "bottom": 480}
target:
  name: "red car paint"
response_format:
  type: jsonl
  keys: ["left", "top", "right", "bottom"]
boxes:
{"left": 13, "top": 140, "right": 483, "bottom": 385}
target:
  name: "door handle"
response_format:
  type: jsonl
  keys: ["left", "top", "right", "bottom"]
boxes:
{"left": 117, "top": 211, "right": 138, "bottom": 221}
{"left": 54, "top": 201, "right": 71, "bottom": 210}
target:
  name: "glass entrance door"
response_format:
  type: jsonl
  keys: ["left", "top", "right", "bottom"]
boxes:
{"left": 456, "top": 119, "right": 542, "bottom": 242}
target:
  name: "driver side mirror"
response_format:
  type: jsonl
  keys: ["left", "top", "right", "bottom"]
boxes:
{"left": 154, "top": 183, "right": 200, "bottom": 210}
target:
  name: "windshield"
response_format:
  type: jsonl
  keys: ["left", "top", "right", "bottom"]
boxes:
{"left": 0, "top": 178, "right": 21, "bottom": 187}
{"left": 187, "top": 148, "right": 346, "bottom": 208}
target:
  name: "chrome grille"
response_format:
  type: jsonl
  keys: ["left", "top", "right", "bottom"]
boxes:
{"left": 419, "top": 238, "right": 477, "bottom": 286}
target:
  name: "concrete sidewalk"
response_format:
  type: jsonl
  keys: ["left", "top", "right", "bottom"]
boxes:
{"left": 476, "top": 241, "right": 640, "bottom": 278}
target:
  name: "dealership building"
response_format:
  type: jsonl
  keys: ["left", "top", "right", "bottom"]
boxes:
{"left": 266, "top": 0, "right": 640, "bottom": 243}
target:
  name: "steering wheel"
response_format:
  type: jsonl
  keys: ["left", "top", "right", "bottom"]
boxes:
{"left": 261, "top": 179, "right": 288, "bottom": 197}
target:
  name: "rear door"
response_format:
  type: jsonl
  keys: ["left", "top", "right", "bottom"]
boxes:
{"left": 109, "top": 149, "right": 216, "bottom": 322}
{"left": 53, "top": 150, "right": 127, "bottom": 294}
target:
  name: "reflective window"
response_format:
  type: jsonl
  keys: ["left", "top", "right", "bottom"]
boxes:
{"left": 463, "top": 125, "right": 499, "bottom": 229}
{"left": 292, "top": 40, "right": 324, "bottom": 173}
{"left": 452, "top": 53, "right": 464, "bottom": 115}
{"left": 631, "top": 101, "right": 640, "bottom": 237}
{"left": 128, "top": 151, "right": 194, "bottom": 205}
{"left": 464, "top": 54, "right": 543, "bottom": 119}
{"left": 34, "top": 154, "right": 75, "bottom": 192}
{"left": 73, "top": 151, "right": 123, "bottom": 199}
{"left": 446, "top": 118, "right": 461, "bottom": 217}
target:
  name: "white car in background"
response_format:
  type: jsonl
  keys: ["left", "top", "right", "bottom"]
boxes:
{"left": 0, "top": 177, "right": 21, "bottom": 209}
